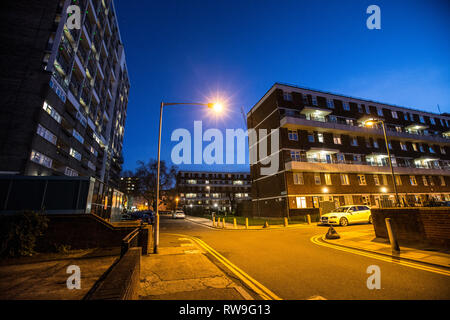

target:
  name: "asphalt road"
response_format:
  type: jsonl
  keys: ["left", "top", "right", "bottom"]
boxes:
{"left": 159, "top": 216, "right": 450, "bottom": 300}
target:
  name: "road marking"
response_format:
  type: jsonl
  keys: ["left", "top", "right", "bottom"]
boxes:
{"left": 166, "top": 233, "right": 282, "bottom": 300}
{"left": 311, "top": 235, "right": 450, "bottom": 277}
{"left": 307, "top": 295, "right": 327, "bottom": 300}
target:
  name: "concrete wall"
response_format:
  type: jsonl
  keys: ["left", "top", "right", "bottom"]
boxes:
{"left": 372, "top": 208, "right": 450, "bottom": 247}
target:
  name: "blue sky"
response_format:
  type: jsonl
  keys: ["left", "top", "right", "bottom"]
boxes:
{"left": 115, "top": 0, "right": 450, "bottom": 173}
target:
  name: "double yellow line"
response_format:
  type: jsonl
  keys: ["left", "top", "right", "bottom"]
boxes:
{"left": 168, "top": 233, "right": 282, "bottom": 300}
{"left": 311, "top": 235, "right": 450, "bottom": 277}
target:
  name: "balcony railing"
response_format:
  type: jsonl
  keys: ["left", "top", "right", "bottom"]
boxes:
{"left": 281, "top": 113, "right": 450, "bottom": 141}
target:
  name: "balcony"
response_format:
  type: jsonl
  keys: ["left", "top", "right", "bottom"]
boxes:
{"left": 284, "top": 154, "right": 450, "bottom": 176}
{"left": 69, "top": 77, "right": 82, "bottom": 98}
{"left": 55, "top": 53, "right": 71, "bottom": 76}
{"left": 280, "top": 114, "right": 450, "bottom": 143}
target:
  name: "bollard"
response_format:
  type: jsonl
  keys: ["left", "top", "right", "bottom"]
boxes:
{"left": 222, "top": 218, "right": 225, "bottom": 229}
{"left": 263, "top": 220, "right": 269, "bottom": 228}
{"left": 245, "top": 217, "right": 249, "bottom": 229}
{"left": 284, "top": 217, "right": 288, "bottom": 227}
{"left": 307, "top": 214, "right": 311, "bottom": 225}
{"left": 217, "top": 217, "right": 221, "bottom": 228}
{"left": 212, "top": 216, "right": 216, "bottom": 227}
{"left": 233, "top": 218, "right": 237, "bottom": 229}
{"left": 385, "top": 218, "right": 400, "bottom": 253}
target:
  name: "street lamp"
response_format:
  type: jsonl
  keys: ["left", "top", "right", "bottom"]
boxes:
{"left": 154, "top": 101, "right": 224, "bottom": 253}
{"left": 364, "top": 119, "right": 400, "bottom": 206}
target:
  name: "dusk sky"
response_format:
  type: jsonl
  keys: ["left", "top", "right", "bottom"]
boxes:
{"left": 115, "top": 0, "right": 450, "bottom": 173}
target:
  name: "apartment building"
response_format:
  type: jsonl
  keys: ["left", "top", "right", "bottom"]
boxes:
{"left": 177, "top": 171, "right": 251, "bottom": 213}
{"left": 0, "top": 0, "right": 129, "bottom": 188}
{"left": 247, "top": 83, "right": 450, "bottom": 217}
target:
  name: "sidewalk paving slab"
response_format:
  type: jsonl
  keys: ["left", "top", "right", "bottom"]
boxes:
{"left": 139, "top": 234, "right": 254, "bottom": 300}
{"left": 322, "top": 228, "right": 450, "bottom": 269}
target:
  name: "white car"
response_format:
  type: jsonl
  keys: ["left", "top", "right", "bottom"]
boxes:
{"left": 172, "top": 210, "right": 186, "bottom": 219}
{"left": 320, "top": 205, "right": 372, "bottom": 226}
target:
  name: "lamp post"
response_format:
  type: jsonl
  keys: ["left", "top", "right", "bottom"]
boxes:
{"left": 364, "top": 119, "right": 400, "bottom": 207}
{"left": 154, "top": 101, "right": 223, "bottom": 253}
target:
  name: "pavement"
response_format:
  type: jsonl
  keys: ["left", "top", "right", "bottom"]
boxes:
{"left": 185, "top": 215, "right": 310, "bottom": 230}
{"left": 139, "top": 233, "right": 255, "bottom": 300}
{"left": 320, "top": 228, "right": 450, "bottom": 269}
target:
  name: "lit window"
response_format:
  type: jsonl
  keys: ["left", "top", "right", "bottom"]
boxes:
{"left": 391, "top": 111, "right": 398, "bottom": 119}
{"left": 419, "top": 115, "right": 425, "bottom": 123}
{"left": 327, "top": 99, "right": 334, "bottom": 108}
{"left": 400, "top": 142, "right": 407, "bottom": 151}
{"left": 373, "top": 141, "right": 379, "bottom": 148}
{"left": 43, "top": 101, "right": 61, "bottom": 123}
{"left": 422, "top": 176, "right": 428, "bottom": 186}
{"left": 346, "top": 119, "right": 354, "bottom": 126}
{"left": 72, "top": 129, "right": 84, "bottom": 144}
{"left": 314, "top": 174, "right": 321, "bottom": 185}
{"left": 410, "top": 176, "right": 418, "bottom": 186}
{"left": 307, "top": 132, "right": 315, "bottom": 143}
{"left": 430, "top": 118, "right": 435, "bottom": 125}
{"left": 395, "top": 175, "right": 402, "bottom": 186}
{"left": 293, "top": 173, "right": 304, "bottom": 185}
{"left": 357, "top": 175, "right": 366, "bottom": 185}
{"left": 412, "top": 143, "right": 418, "bottom": 151}
{"left": 429, "top": 147, "right": 435, "bottom": 153}
{"left": 373, "top": 175, "right": 380, "bottom": 185}
{"left": 296, "top": 196, "right": 307, "bottom": 208}
{"left": 340, "top": 174, "right": 350, "bottom": 185}
{"left": 343, "top": 102, "right": 350, "bottom": 111}
{"left": 312, "top": 96, "right": 318, "bottom": 106}
{"left": 324, "top": 173, "right": 332, "bottom": 185}
{"left": 36, "top": 124, "right": 57, "bottom": 145}
{"left": 377, "top": 108, "right": 383, "bottom": 116}
{"left": 350, "top": 138, "right": 358, "bottom": 146}
{"left": 440, "top": 176, "right": 446, "bottom": 186}
{"left": 64, "top": 167, "right": 78, "bottom": 176}
{"left": 317, "top": 133, "right": 324, "bottom": 143}
{"left": 30, "top": 150, "right": 53, "bottom": 169}
{"left": 419, "top": 145, "right": 424, "bottom": 152}
{"left": 288, "top": 130, "right": 298, "bottom": 141}
{"left": 290, "top": 150, "right": 301, "bottom": 161}
{"left": 69, "top": 148, "right": 82, "bottom": 161}
{"left": 333, "top": 135, "right": 342, "bottom": 144}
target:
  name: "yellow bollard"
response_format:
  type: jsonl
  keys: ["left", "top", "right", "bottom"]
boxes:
{"left": 307, "top": 214, "right": 311, "bottom": 225}
{"left": 245, "top": 217, "right": 248, "bottom": 229}
{"left": 217, "top": 217, "right": 220, "bottom": 228}
{"left": 233, "top": 218, "right": 237, "bottom": 229}
{"left": 222, "top": 218, "right": 225, "bottom": 229}
{"left": 212, "top": 216, "right": 216, "bottom": 227}
{"left": 284, "top": 217, "right": 288, "bottom": 227}
{"left": 263, "top": 220, "right": 269, "bottom": 228}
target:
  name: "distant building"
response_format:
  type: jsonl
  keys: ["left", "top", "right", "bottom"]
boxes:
{"left": 176, "top": 171, "right": 251, "bottom": 213}
{"left": 0, "top": 0, "right": 130, "bottom": 188}
{"left": 247, "top": 83, "right": 450, "bottom": 217}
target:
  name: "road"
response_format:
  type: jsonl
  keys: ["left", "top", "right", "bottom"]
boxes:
{"left": 159, "top": 215, "right": 450, "bottom": 300}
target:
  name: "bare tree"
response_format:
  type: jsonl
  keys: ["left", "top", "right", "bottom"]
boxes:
{"left": 133, "top": 159, "right": 177, "bottom": 211}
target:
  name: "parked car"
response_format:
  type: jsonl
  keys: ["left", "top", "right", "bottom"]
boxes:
{"left": 423, "top": 200, "right": 450, "bottom": 207}
{"left": 320, "top": 205, "right": 372, "bottom": 226}
{"left": 128, "top": 210, "right": 155, "bottom": 224}
{"left": 172, "top": 209, "right": 186, "bottom": 219}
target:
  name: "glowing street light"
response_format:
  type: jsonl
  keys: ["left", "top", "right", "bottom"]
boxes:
{"left": 363, "top": 118, "right": 400, "bottom": 206}
{"left": 154, "top": 100, "right": 225, "bottom": 253}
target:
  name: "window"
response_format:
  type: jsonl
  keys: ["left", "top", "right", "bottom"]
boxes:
{"left": 293, "top": 173, "right": 304, "bottom": 185}
{"left": 64, "top": 167, "right": 78, "bottom": 176}
{"left": 340, "top": 174, "right": 350, "bottom": 185}
{"left": 72, "top": 129, "right": 84, "bottom": 144}
{"left": 395, "top": 175, "right": 402, "bottom": 186}
{"left": 422, "top": 176, "right": 428, "bottom": 186}
{"left": 404, "top": 113, "right": 409, "bottom": 121}
{"left": 36, "top": 124, "right": 57, "bottom": 144}
{"left": 290, "top": 150, "right": 301, "bottom": 161}
{"left": 311, "top": 96, "right": 318, "bottom": 106}
{"left": 43, "top": 101, "right": 61, "bottom": 123}
{"left": 314, "top": 174, "right": 321, "bottom": 185}
{"left": 283, "top": 92, "right": 292, "bottom": 101}
{"left": 388, "top": 142, "right": 393, "bottom": 150}
{"left": 391, "top": 111, "right": 398, "bottom": 119}
{"left": 441, "top": 147, "right": 446, "bottom": 154}
{"left": 307, "top": 132, "right": 315, "bottom": 143}
{"left": 373, "top": 175, "right": 380, "bottom": 185}
{"left": 419, "top": 115, "right": 425, "bottom": 123}
{"left": 400, "top": 142, "right": 407, "bottom": 151}
{"left": 429, "top": 146, "right": 435, "bottom": 153}
{"left": 382, "top": 175, "right": 388, "bottom": 185}
{"left": 346, "top": 119, "right": 354, "bottom": 126}
{"left": 327, "top": 99, "right": 334, "bottom": 108}
{"left": 409, "top": 113, "right": 414, "bottom": 121}
{"left": 377, "top": 108, "right": 383, "bottom": 116}
{"left": 317, "top": 133, "right": 324, "bottom": 143}
{"left": 324, "top": 173, "right": 332, "bottom": 185}
{"left": 302, "top": 94, "right": 308, "bottom": 105}
{"left": 373, "top": 141, "right": 379, "bottom": 148}
{"left": 233, "top": 180, "right": 243, "bottom": 185}
{"left": 410, "top": 176, "right": 418, "bottom": 186}
{"left": 333, "top": 135, "right": 342, "bottom": 144}
{"left": 395, "top": 126, "right": 402, "bottom": 132}
{"left": 343, "top": 102, "right": 350, "bottom": 111}
{"left": 357, "top": 175, "right": 366, "bottom": 185}
{"left": 187, "top": 179, "right": 197, "bottom": 184}
{"left": 412, "top": 143, "right": 418, "bottom": 151}
{"left": 288, "top": 130, "right": 298, "bottom": 141}
{"left": 87, "top": 161, "right": 96, "bottom": 171}
{"left": 296, "top": 196, "right": 307, "bottom": 208}
{"left": 419, "top": 145, "right": 424, "bottom": 152}
{"left": 440, "top": 176, "right": 446, "bottom": 186}
{"left": 430, "top": 117, "right": 435, "bottom": 125}
{"left": 350, "top": 137, "right": 358, "bottom": 146}
{"left": 30, "top": 150, "right": 53, "bottom": 168}
{"left": 429, "top": 176, "right": 435, "bottom": 186}
{"left": 76, "top": 111, "right": 87, "bottom": 127}
{"left": 358, "top": 104, "right": 363, "bottom": 113}
{"left": 69, "top": 148, "right": 82, "bottom": 161}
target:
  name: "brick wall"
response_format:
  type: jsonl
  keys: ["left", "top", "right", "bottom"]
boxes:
{"left": 372, "top": 208, "right": 450, "bottom": 247}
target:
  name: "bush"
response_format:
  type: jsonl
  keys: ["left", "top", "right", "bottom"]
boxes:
{"left": 0, "top": 211, "right": 49, "bottom": 257}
